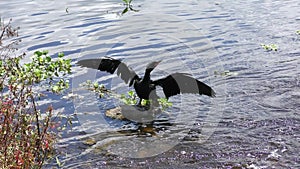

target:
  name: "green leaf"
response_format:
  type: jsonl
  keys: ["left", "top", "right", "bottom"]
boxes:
{"left": 45, "top": 56, "right": 52, "bottom": 62}
{"left": 128, "top": 90, "right": 134, "bottom": 97}
{"left": 52, "top": 85, "right": 59, "bottom": 93}
{"left": 121, "top": 7, "right": 129, "bottom": 15}
{"left": 42, "top": 50, "right": 49, "bottom": 55}
{"left": 122, "top": 0, "right": 131, "bottom": 4}
{"left": 120, "top": 94, "right": 126, "bottom": 99}
{"left": 93, "top": 82, "right": 99, "bottom": 88}
{"left": 141, "top": 99, "right": 150, "bottom": 106}
{"left": 56, "top": 156, "right": 63, "bottom": 167}
{"left": 34, "top": 51, "right": 43, "bottom": 56}
{"left": 34, "top": 69, "right": 42, "bottom": 79}
{"left": 58, "top": 52, "right": 64, "bottom": 58}
{"left": 158, "top": 98, "right": 172, "bottom": 109}
{"left": 38, "top": 56, "right": 44, "bottom": 63}
{"left": 86, "top": 80, "right": 91, "bottom": 84}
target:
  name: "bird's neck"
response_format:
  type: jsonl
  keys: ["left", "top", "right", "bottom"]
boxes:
{"left": 143, "top": 69, "right": 152, "bottom": 82}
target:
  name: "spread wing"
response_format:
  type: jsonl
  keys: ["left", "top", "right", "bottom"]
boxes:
{"left": 153, "top": 73, "right": 216, "bottom": 99}
{"left": 77, "top": 57, "right": 140, "bottom": 86}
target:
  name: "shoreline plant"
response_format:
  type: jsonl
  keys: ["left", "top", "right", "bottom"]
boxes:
{"left": 0, "top": 19, "right": 71, "bottom": 168}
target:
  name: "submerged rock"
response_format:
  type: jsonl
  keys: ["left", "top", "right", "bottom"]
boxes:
{"left": 105, "top": 107, "right": 125, "bottom": 120}
{"left": 105, "top": 105, "right": 162, "bottom": 123}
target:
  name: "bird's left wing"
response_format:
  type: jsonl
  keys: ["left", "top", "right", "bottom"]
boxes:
{"left": 77, "top": 57, "right": 140, "bottom": 86}
{"left": 153, "top": 73, "right": 216, "bottom": 99}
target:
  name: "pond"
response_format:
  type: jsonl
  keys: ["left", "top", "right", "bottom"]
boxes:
{"left": 1, "top": 0, "right": 299, "bottom": 168}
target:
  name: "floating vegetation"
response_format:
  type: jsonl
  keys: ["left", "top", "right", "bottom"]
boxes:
{"left": 122, "top": 0, "right": 132, "bottom": 5}
{"left": 81, "top": 81, "right": 173, "bottom": 112}
{"left": 119, "top": 90, "right": 172, "bottom": 109}
{"left": 214, "top": 70, "right": 238, "bottom": 77}
{"left": 121, "top": 0, "right": 139, "bottom": 15}
{"left": 296, "top": 30, "right": 300, "bottom": 35}
{"left": 121, "top": 90, "right": 138, "bottom": 105}
{"left": 158, "top": 98, "right": 173, "bottom": 110}
{"left": 80, "top": 80, "right": 110, "bottom": 98}
{"left": 261, "top": 43, "right": 278, "bottom": 51}
{"left": 83, "top": 138, "right": 97, "bottom": 146}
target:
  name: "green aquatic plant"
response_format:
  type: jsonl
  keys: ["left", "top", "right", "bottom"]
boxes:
{"left": 82, "top": 81, "right": 173, "bottom": 110}
{"left": 121, "top": 90, "right": 138, "bottom": 105}
{"left": 0, "top": 19, "right": 72, "bottom": 168}
{"left": 80, "top": 80, "right": 110, "bottom": 98}
{"left": 261, "top": 43, "right": 278, "bottom": 51}
{"left": 121, "top": 0, "right": 139, "bottom": 15}
{"left": 27, "top": 50, "right": 71, "bottom": 92}
{"left": 214, "top": 70, "right": 238, "bottom": 77}
{"left": 121, "top": 90, "right": 172, "bottom": 109}
{"left": 122, "top": 0, "right": 132, "bottom": 5}
{"left": 158, "top": 98, "right": 173, "bottom": 110}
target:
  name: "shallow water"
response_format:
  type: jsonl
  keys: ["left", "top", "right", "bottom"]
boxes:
{"left": 1, "top": 0, "right": 299, "bottom": 168}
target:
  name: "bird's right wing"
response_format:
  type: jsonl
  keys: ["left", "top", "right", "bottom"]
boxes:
{"left": 77, "top": 57, "right": 140, "bottom": 86}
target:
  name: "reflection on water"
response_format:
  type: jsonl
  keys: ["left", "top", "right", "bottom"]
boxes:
{"left": 1, "top": 0, "right": 299, "bottom": 168}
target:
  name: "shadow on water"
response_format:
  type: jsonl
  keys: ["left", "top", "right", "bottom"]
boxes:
{"left": 1, "top": 0, "right": 299, "bottom": 168}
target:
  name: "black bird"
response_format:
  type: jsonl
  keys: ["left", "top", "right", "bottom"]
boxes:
{"left": 77, "top": 57, "right": 216, "bottom": 106}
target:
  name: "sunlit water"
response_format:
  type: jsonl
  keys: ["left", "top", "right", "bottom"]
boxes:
{"left": 1, "top": 0, "right": 299, "bottom": 168}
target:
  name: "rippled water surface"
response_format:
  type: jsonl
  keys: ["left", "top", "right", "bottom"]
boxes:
{"left": 1, "top": 0, "right": 299, "bottom": 168}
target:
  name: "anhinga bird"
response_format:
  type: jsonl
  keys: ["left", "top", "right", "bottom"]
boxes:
{"left": 77, "top": 57, "right": 216, "bottom": 107}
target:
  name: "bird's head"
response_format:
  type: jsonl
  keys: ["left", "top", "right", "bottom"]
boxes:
{"left": 145, "top": 60, "right": 161, "bottom": 73}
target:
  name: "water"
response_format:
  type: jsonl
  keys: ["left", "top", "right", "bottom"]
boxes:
{"left": 1, "top": 0, "right": 299, "bottom": 168}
